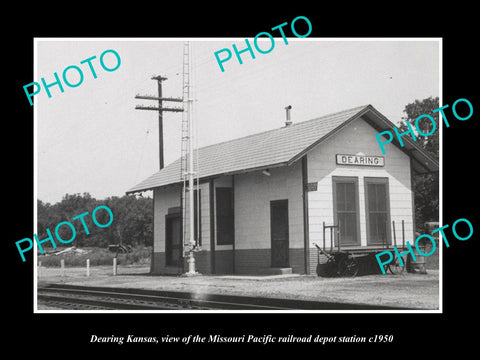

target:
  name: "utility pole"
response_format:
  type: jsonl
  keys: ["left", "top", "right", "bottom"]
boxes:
{"left": 135, "top": 76, "right": 183, "bottom": 170}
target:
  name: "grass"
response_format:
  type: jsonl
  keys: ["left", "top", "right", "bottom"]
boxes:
{"left": 37, "top": 243, "right": 439, "bottom": 270}
{"left": 38, "top": 246, "right": 152, "bottom": 267}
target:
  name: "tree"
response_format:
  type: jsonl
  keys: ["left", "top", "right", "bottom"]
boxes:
{"left": 398, "top": 97, "right": 439, "bottom": 229}
{"left": 36, "top": 193, "right": 153, "bottom": 249}
{"left": 37, "top": 199, "right": 56, "bottom": 241}
{"left": 54, "top": 193, "right": 97, "bottom": 247}
{"left": 400, "top": 97, "right": 439, "bottom": 162}
{"left": 102, "top": 195, "right": 153, "bottom": 248}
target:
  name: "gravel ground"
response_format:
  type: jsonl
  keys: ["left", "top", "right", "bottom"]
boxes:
{"left": 37, "top": 265, "right": 440, "bottom": 310}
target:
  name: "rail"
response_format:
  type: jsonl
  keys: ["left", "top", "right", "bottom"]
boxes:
{"left": 37, "top": 284, "right": 408, "bottom": 310}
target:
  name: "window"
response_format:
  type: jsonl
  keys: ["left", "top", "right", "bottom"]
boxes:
{"left": 332, "top": 177, "right": 360, "bottom": 246}
{"left": 216, "top": 187, "right": 234, "bottom": 245}
{"left": 365, "top": 177, "right": 391, "bottom": 246}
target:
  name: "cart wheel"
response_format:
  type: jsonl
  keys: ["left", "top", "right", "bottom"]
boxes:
{"left": 316, "top": 262, "right": 328, "bottom": 277}
{"left": 339, "top": 257, "right": 359, "bottom": 277}
{"left": 326, "top": 258, "right": 338, "bottom": 277}
{"left": 388, "top": 256, "right": 405, "bottom": 275}
{"left": 382, "top": 263, "right": 390, "bottom": 274}
{"left": 316, "top": 258, "right": 337, "bottom": 277}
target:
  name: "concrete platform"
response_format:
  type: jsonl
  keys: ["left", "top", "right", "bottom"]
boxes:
{"left": 236, "top": 267, "right": 293, "bottom": 276}
{"left": 217, "top": 273, "right": 300, "bottom": 280}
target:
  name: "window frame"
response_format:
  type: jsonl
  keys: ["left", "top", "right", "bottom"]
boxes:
{"left": 332, "top": 176, "right": 361, "bottom": 247}
{"left": 215, "top": 187, "right": 234, "bottom": 245}
{"left": 364, "top": 177, "right": 392, "bottom": 246}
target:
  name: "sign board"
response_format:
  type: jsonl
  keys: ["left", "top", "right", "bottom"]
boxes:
{"left": 306, "top": 182, "right": 318, "bottom": 192}
{"left": 336, "top": 154, "right": 385, "bottom": 167}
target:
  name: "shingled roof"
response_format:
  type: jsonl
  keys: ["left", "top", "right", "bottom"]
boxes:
{"left": 126, "top": 104, "right": 439, "bottom": 194}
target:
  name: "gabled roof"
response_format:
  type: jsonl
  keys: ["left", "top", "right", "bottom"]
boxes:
{"left": 126, "top": 104, "right": 439, "bottom": 194}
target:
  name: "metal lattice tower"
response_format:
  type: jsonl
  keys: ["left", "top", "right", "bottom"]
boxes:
{"left": 181, "top": 41, "right": 200, "bottom": 275}
{"left": 180, "top": 42, "right": 190, "bottom": 249}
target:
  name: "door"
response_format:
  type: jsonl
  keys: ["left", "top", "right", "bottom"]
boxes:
{"left": 270, "top": 200, "right": 289, "bottom": 267}
{"left": 165, "top": 214, "right": 182, "bottom": 266}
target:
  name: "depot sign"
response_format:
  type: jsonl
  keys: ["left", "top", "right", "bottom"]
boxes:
{"left": 336, "top": 154, "right": 384, "bottom": 167}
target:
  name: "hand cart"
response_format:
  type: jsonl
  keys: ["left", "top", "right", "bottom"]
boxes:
{"left": 313, "top": 223, "right": 359, "bottom": 277}
{"left": 314, "top": 242, "right": 359, "bottom": 277}
{"left": 313, "top": 220, "right": 409, "bottom": 277}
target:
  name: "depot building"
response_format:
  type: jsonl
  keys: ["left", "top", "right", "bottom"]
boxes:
{"left": 127, "top": 105, "right": 438, "bottom": 275}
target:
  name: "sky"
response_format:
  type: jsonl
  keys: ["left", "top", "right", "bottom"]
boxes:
{"left": 35, "top": 38, "right": 440, "bottom": 205}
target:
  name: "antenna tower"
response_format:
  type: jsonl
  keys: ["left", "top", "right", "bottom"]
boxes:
{"left": 181, "top": 41, "right": 200, "bottom": 275}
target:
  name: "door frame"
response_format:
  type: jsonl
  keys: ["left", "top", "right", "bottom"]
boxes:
{"left": 270, "top": 199, "right": 289, "bottom": 267}
{"left": 165, "top": 213, "right": 183, "bottom": 267}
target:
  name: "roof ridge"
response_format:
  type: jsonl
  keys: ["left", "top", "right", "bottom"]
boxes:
{"left": 126, "top": 104, "right": 373, "bottom": 193}
{"left": 195, "top": 104, "right": 369, "bottom": 152}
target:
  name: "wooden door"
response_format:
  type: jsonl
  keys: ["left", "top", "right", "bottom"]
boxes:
{"left": 270, "top": 200, "right": 289, "bottom": 267}
{"left": 165, "top": 214, "right": 182, "bottom": 267}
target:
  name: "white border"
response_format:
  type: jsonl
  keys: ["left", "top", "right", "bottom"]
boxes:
{"left": 33, "top": 37, "right": 443, "bottom": 314}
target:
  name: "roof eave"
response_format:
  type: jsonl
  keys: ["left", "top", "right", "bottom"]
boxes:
{"left": 366, "top": 106, "right": 439, "bottom": 173}
{"left": 287, "top": 105, "right": 439, "bottom": 174}
{"left": 125, "top": 161, "right": 290, "bottom": 195}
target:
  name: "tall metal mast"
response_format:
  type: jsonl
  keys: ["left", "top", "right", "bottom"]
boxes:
{"left": 182, "top": 41, "right": 199, "bottom": 275}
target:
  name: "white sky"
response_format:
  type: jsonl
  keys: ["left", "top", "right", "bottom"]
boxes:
{"left": 35, "top": 38, "right": 440, "bottom": 204}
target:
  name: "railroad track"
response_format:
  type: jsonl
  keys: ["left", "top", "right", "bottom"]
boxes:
{"left": 37, "top": 284, "right": 410, "bottom": 310}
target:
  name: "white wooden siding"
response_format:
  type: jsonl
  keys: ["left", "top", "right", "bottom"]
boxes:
{"left": 234, "top": 161, "right": 304, "bottom": 250}
{"left": 307, "top": 116, "right": 414, "bottom": 249}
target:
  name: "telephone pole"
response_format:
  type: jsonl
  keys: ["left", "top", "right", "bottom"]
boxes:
{"left": 135, "top": 76, "right": 183, "bottom": 170}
